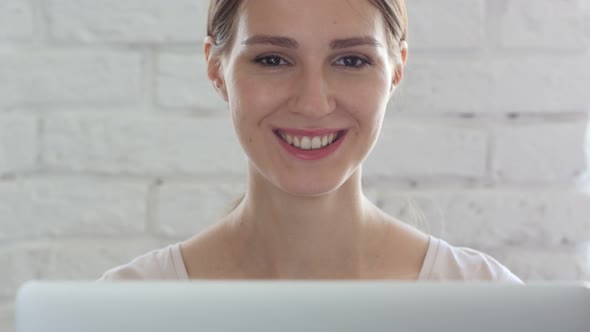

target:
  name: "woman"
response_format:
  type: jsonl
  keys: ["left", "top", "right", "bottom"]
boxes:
{"left": 99, "top": 0, "right": 522, "bottom": 283}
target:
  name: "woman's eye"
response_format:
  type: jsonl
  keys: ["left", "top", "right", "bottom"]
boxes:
{"left": 335, "top": 56, "right": 371, "bottom": 69}
{"left": 254, "top": 55, "right": 289, "bottom": 67}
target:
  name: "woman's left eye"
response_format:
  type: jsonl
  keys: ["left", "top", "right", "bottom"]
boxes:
{"left": 334, "top": 56, "right": 371, "bottom": 69}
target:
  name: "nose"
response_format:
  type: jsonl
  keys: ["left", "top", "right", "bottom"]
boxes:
{"left": 288, "top": 66, "right": 336, "bottom": 119}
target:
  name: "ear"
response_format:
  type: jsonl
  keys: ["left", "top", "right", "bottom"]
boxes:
{"left": 204, "top": 36, "right": 229, "bottom": 102}
{"left": 390, "top": 41, "right": 408, "bottom": 94}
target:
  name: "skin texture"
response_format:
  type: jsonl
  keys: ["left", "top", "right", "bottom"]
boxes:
{"left": 181, "top": 0, "right": 428, "bottom": 280}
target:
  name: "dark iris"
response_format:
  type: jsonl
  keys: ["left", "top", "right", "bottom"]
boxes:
{"left": 334, "top": 55, "right": 372, "bottom": 70}
{"left": 343, "top": 57, "right": 363, "bottom": 67}
{"left": 257, "top": 55, "right": 285, "bottom": 66}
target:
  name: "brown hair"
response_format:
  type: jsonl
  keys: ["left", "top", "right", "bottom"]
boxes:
{"left": 207, "top": 0, "right": 408, "bottom": 63}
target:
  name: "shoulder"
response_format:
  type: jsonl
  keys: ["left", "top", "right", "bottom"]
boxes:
{"left": 420, "top": 236, "right": 523, "bottom": 283}
{"left": 97, "top": 243, "right": 188, "bottom": 281}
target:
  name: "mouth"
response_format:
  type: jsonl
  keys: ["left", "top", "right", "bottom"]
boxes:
{"left": 273, "top": 129, "right": 347, "bottom": 150}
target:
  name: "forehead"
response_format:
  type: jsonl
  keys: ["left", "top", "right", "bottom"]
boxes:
{"left": 235, "top": 0, "right": 387, "bottom": 45}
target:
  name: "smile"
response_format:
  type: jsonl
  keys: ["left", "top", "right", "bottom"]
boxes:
{"left": 273, "top": 128, "right": 348, "bottom": 161}
{"left": 274, "top": 129, "right": 345, "bottom": 150}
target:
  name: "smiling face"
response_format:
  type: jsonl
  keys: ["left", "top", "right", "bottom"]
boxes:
{"left": 207, "top": 0, "right": 401, "bottom": 197}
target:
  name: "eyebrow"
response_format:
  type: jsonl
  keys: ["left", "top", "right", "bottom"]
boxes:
{"left": 241, "top": 35, "right": 383, "bottom": 49}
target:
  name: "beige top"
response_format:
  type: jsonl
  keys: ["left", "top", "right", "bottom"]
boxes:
{"left": 98, "top": 236, "right": 523, "bottom": 283}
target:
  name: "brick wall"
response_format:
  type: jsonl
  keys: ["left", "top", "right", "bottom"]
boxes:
{"left": 1, "top": 0, "right": 590, "bottom": 330}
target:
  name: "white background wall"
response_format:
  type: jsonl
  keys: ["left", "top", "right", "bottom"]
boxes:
{"left": 1, "top": 0, "right": 590, "bottom": 330}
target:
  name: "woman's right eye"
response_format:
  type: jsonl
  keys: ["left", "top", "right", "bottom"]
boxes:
{"left": 254, "top": 55, "right": 290, "bottom": 67}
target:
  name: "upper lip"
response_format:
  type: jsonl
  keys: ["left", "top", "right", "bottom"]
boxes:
{"left": 274, "top": 127, "right": 347, "bottom": 136}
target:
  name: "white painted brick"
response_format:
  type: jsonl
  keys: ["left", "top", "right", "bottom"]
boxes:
{"left": 0, "top": 0, "right": 33, "bottom": 41}
{"left": 156, "top": 180, "right": 247, "bottom": 238}
{"left": 443, "top": 190, "right": 590, "bottom": 247}
{"left": 393, "top": 55, "right": 590, "bottom": 114}
{"left": 0, "top": 177, "right": 148, "bottom": 241}
{"left": 0, "top": 303, "right": 14, "bottom": 332}
{"left": 157, "top": 52, "right": 227, "bottom": 110}
{"left": 406, "top": 0, "right": 484, "bottom": 49}
{"left": 43, "top": 112, "right": 248, "bottom": 176}
{"left": 374, "top": 188, "right": 590, "bottom": 248}
{"left": 364, "top": 119, "right": 488, "bottom": 178}
{"left": 391, "top": 57, "right": 492, "bottom": 114}
{"left": 0, "top": 239, "right": 165, "bottom": 298}
{"left": 0, "top": 52, "right": 141, "bottom": 107}
{"left": 372, "top": 190, "right": 445, "bottom": 236}
{"left": 47, "top": 0, "right": 209, "bottom": 43}
{"left": 485, "top": 245, "right": 590, "bottom": 281}
{"left": 489, "top": 57, "right": 590, "bottom": 112}
{"left": 0, "top": 114, "right": 37, "bottom": 175}
{"left": 0, "top": 245, "right": 51, "bottom": 298}
{"left": 46, "top": 239, "right": 168, "bottom": 279}
{"left": 493, "top": 122, "right": 588, "bottom": 183}
{"left": 497, "top": 0, "right": 588, "bottom": 50}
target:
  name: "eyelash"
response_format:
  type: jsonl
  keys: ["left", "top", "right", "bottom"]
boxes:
{"left": 253, "top": 54, "right": 372, "bottom": 70}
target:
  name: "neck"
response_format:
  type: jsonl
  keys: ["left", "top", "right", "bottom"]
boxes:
{"left": 225, "top": 166, "right": 382, "bottom": 279}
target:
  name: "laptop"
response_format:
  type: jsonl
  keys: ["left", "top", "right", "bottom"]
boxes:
{"left": 15, "top": 280, "right": 590, "bottom": 332}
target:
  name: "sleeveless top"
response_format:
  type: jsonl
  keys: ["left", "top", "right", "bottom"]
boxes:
{"left": 98, "top": 235, "right": 523, "bottom": 283}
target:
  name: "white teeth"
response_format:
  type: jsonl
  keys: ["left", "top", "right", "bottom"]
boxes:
{"left": 277, "top": 130, "right": 341, "bottom": 150}
{"left": 311, "top": 136, "right": 322, "bottom": 149}
{"left": 300, "top": 137, "right": 311, "bottom": 150}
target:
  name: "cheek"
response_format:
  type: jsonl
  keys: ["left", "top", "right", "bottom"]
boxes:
{"left": 227, "top": 74, "right": 286, "bottom": 148}
{"left": 335, "top": 76, "right": 389, "bottom": 147}
{"left": 229, "top": 74, "right": 286, "bottom": 117}
{"left": 338, "top": 76, "right": 390, "bottom": 116}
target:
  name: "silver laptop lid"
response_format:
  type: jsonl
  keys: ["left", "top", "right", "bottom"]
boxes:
{"left": 15, "top": 281, "right": 590, "bottom": 332}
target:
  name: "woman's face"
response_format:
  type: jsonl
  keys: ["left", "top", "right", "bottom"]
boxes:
{"left": 210, "top": 0, "right": 398, "bottom": 197}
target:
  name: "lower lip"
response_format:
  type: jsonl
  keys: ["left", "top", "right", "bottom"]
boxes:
{"left": 275, "top": 130, "right": 348, "bottom": 161}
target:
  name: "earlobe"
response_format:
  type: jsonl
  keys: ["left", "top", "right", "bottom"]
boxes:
{"left": 214, "top": 79, "right": 229, "bottom": 102}
{"left": 390, "top": 63, "right": 404, "bottom": 93}
{"left": 393, "top": 66, "right": 404, "bottom": 87}
{"left": 204, "top": 36, "right": 229, "bottom": 102}
{"left": 391, "top": 41, "right": 408, "bottom": 91}
{"left": 213, "top": 78, "right": 229, "bottom": 102}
